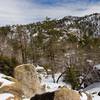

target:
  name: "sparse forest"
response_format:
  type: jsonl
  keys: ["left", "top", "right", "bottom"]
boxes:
{"left": 0, "top": 13, "right": 100, "bottom": 89}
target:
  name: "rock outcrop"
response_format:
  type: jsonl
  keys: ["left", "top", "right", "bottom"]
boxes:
{"left": 31, "top": 87, "right": 80, "bottom": 100}
{"left": 54, "top": 87, "right": 80, "bottom": 100}
{"left": 14, "top": 64, "right": 43, "bottom": 98}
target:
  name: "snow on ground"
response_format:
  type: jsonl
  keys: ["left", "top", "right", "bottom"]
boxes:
{"left": 36, "top": 65, "right": 100, "bottom": 100}
{"left": 86, "top": 59, "right": 93, "bottom": 63}
{"left": 0, "top": 73, "right": 14, "bottom": 87}
{"left": 80, "top": 93, "right": 87, "bottom": 100}
{"left": 32, "top": 33, "right": 38, "bottom": 37}
{"left": 0, "top": 73, "right": 14, "bottom": 100}
{"left": 84, "top": 82, "right": 100, "bottom": 100}
{"left": 36, "top": 65, "right": 44, "bottom": 70}
{"left": 94, "top": 64, "right": 100, "bottom": 70}
{"left": 0, "top": 93, "right": 14, "bottom": 100}
{"left": 1, "top": 68, "right": 100, "bottom": 100}
{"left": 41, "top": 72, "right": 71, "bottom": 92}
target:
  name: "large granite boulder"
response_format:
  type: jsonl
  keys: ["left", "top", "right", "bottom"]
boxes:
{"left": 54, "top": 87, "right": 80, "bottom": 100}
{"left": 14, "top": 64, "right": 43, "bottom": 98}
{"left": 31, "top": 87, "right": 81, "bottom": 100}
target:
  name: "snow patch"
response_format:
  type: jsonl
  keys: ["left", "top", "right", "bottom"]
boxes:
{"left": 0, "top": 93, "right": 14, "bottom": 100}
{"left": 0, "top": 74, "right": 14, "bottom": 87}
{"left": 80, "top": 93, "right": 87, "bottom": 100}
{"left": 94, "top": 64, "right": 100, "bottom": 70}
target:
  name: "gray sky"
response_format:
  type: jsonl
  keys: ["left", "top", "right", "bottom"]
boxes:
{"left": 0, "top": 0, "right": 100, "bottom": 26}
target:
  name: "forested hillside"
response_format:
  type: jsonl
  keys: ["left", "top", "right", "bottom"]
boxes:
{"left": 0, "top": 13, "right": 100, "bottom": 78}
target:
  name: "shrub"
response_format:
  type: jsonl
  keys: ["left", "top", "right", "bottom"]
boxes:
{"left": 0, "top": 56, "right": 19, "bottom": 76}
{"left": 64, "top": 66, "right": 80, "bottom": 89}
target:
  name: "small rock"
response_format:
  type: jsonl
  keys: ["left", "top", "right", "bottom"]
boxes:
{"left": 98, "top": 92, "right": 100, "bottom": 96}
{"left": 92, "top": 92, "right": 97, "bottom": 94}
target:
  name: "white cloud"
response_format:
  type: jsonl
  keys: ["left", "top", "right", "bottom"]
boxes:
{"left": 0, "top": 0, "right": 100, "bottom": 26}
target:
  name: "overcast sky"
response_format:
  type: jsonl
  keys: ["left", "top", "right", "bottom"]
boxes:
{"left": 0, "top": 0, "right": 100, "bottom": 26}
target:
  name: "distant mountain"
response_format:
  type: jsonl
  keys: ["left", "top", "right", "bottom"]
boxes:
{"left": 57, "top": 13, "right": 100, "bottom": 38}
